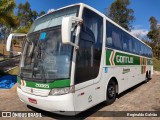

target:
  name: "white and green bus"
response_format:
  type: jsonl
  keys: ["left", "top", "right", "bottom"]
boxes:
{"left": 6, "top": 3, "right": 153, "bottom": 115}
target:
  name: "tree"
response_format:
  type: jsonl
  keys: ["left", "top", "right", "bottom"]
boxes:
{"left": 107, "top": 0, "right": 135, "bottom": 31}
{"left": 147, "top": 17, "right": 159, "bottom": 45}
{"left": 147, "top": 16, "right": 160, "bottom": 58}
{"left": 31, "top": 10, "right": 38, "bottom": 20}
{"left": 0, "top": 0, "right": 19, "bottom": 41}
{"left": 0, "top": 0, "right": 19, "bottom": 28}
{"left": 17, "top": 2, "right": 34, "bottom": 33}
{"left": 0, "top": 0, "right": 19, "bottom": 57}
{"left": 16, "top": 2, "right": 45, "bottom": 33}
{"left": 149, "top": 16, "right": 158, "bottom": 30}
{"left": 18, "top": 1, "right": 32, "bottom": 27}
{"left": 31, "top": 10, "right": 46, "bottom": 20}
{"left": 39, "top": 11, "right": 45, "bottom": 17}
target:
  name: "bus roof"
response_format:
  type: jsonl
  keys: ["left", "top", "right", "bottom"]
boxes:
{"left": 36, "top": 3, "right": 152, "bottom": 49}
{"left": 36, "top": 3, "right": 82, "bottom": 20}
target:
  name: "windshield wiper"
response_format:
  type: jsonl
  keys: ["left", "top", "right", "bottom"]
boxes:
{"left": 40, "top": 60, "right": 46, "bottom": 81}
{"left": 31, "top": 41, "right": 47, "bottom": 82}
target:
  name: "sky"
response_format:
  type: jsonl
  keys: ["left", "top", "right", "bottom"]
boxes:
{"left": 15, "top": 0, "right": 160, "bottom": 37}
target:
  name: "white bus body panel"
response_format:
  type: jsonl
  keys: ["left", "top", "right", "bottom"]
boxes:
{"left": 17, "top": 87, "right": 75, "bottom": 115}
{"left": 73, "top": 4, "right": 106, "bottom": 112}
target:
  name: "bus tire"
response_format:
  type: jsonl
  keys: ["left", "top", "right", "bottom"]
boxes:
{"left": 105, "top": 79, "right": 117, "bottom": 105}
{"left": 145, "top": 72, "right": 149, "bottom": 83}
{"left": 149, "top": 71, "right": 151, "bottom": 79}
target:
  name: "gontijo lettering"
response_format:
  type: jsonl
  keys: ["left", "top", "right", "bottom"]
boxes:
{"left": 116, "top": 55, "right": 133, "bottom": 64}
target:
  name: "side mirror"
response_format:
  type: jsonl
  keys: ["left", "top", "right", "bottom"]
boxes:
{"left": 61, "top": 16, "right": 82, "bottom": 49}
{"left": 6, "top": 33, "right": 26, "bottom": 54}
{"left": 6, "top": 34, "right": 14, "bottom": 51}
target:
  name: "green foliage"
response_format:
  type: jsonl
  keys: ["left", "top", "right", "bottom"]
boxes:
{"left": 13, "top": 23, "right": 31, "bottom": 33}
{"left": 147, "top": 16, "right": 160, "bottom": 59}
{"left": 7, "top": 67, "right": 19, "bottom": 75}
{"left": 12, "top": 39, "right": 19, "bottom": 45}
{"left": 107, "top": 0, "right": 135, "bottom": 31}
{"left": 0, "top": 0, "right": 19, "bottom": 28}
{"left": 39, "top": 11, "right": 45, "bottom": 17}
{"left": 18, "top": 1, "right": 32, "bottom": 27}
{"left": 0, "top": 1, "right": 46, "bottom": 35}
{"left": 149, "top": 16, "right": 158, "bottom": 30}
{"left": 17, "top": 1, "right": 46, "bottom": 33}
{"left": 32, "top": 10, "right": 38, "bottom": 20}
{"left": 153, "top": 57, "right": 160, "bottom": 71}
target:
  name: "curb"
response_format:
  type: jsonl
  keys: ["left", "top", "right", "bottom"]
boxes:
{"left": 5, "top": 66, "right": 18, "bottom": 72}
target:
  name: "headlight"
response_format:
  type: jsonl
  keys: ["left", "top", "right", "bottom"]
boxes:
{"left": 17, "top": 82, "right": 21, "bottom": 89}
{"left": 50, "top": 86, "right": 75, "bottom": 96}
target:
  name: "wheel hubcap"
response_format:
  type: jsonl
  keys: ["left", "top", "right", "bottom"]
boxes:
{"left": 108, "top": 85, "right": 115, "bottom": 98}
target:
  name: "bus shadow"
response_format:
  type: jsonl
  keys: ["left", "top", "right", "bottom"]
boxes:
{"left": 117, "top": 80, "right": 146, "bottom": 98}
{"left": 27, "top": 80, "right": 149, "bottom": 119}
{"left": 27, "top": 102, "right": 105, "bottom": 119}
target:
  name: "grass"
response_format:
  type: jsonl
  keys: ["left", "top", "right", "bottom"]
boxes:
{"left": 7, "top": 67, "right": 19, "bottom": 75}
{"left": 153, "top": 57, "right": 160, "bottom": 71}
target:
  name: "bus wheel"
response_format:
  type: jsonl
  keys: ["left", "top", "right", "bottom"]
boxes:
{"left": 148, "top": 71, "right": 151, "bottom": 79}
{"left": 105, "top": 79, "right": 117, "bottom": 105}
{"left": 145, "top": 72, "right": 149, "bottom": 83}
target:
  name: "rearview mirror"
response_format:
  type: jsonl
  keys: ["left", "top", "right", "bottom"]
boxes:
{"left": 6, "top": 33, "right": 26, "bottom": 54}
{"left": 61, "top": 16, "right": 82, "bottom": 49}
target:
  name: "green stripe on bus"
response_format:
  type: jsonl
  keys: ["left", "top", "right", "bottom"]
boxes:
{"left": 114, "top": 52, "right": 140, "bottom": 65}
{"left": 147, "top": 59, "right": 153, "bottom": 65}
{"left": 106, "top": 49, "right": 153, "bottom": 66}
{"left": 106, "top": 49, "right": 112, "bottom": 65}
{"left": 17, "top": 76, "right": 70, "bottom": 89}
{"left": 17, "top": 76, "right": 21, "bottom": 84}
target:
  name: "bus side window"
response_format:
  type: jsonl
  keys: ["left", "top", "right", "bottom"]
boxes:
{"left": 106, "top": 21, "right": 122, "bottom": 50}
{"left": 106, "top": 37, "right": 113, "bottom": 47}
{"left": 129, "top": 39, "right": 133, "bottom": 53}
{"left": 75, "top": 8, "right": 103, "bottom": 84}
{"left": 112, "top": 31, "right": 122, "bottom": 50}
{"left": 140, "top": 43, "right": 143, "bottom": 56}
{"left": 123, "top": 43, "right": 127, "bottom": 51}
{"left": 106, "top": 21, "right": 112, "bottom": 48}
{"left": 132, "top": 39, "right": 136, "bottom": 53}
{"left": 123, "top": 37, "right": 129, "bottom": 52}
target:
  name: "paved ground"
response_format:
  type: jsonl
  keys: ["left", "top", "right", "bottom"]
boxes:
{"left": 0, "top": 74, "right": 160, "bottom": 120}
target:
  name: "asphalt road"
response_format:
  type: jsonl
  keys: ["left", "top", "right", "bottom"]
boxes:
{"left": 0, "top": 74, "right": 160, "bottom": 120}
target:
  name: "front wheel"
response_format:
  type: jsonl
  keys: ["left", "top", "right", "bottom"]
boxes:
{"left": 105, "top": 80, "right": 117, "bottom": 105}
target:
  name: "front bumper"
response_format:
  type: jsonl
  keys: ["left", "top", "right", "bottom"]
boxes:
{"left": 17, "top": 87, "right": 76, "bottom": 115}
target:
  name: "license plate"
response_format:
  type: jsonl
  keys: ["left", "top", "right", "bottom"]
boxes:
{"left": 28, "top": 98, "right": 37, "bottom": 104}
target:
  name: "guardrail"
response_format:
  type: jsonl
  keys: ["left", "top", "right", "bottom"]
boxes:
{"left": 0, "top": 55, "right": 20, "bottom": 72}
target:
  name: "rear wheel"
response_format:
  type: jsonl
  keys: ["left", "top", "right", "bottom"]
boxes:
{"left": 105, "top": 80, "right": 117, "bottom": 105}
{"left": 145, "top": 72, "right": 149, "bottom": 83}
{"left": 148, "top": 71, "right": 151, "bottom": 79}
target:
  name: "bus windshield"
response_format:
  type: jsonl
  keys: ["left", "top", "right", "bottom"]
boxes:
{"left": 20, "top": 6, "right": 79, "bottom": 82}
{"left": 29, "top": 5, "right": 79, "bottom": 33}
